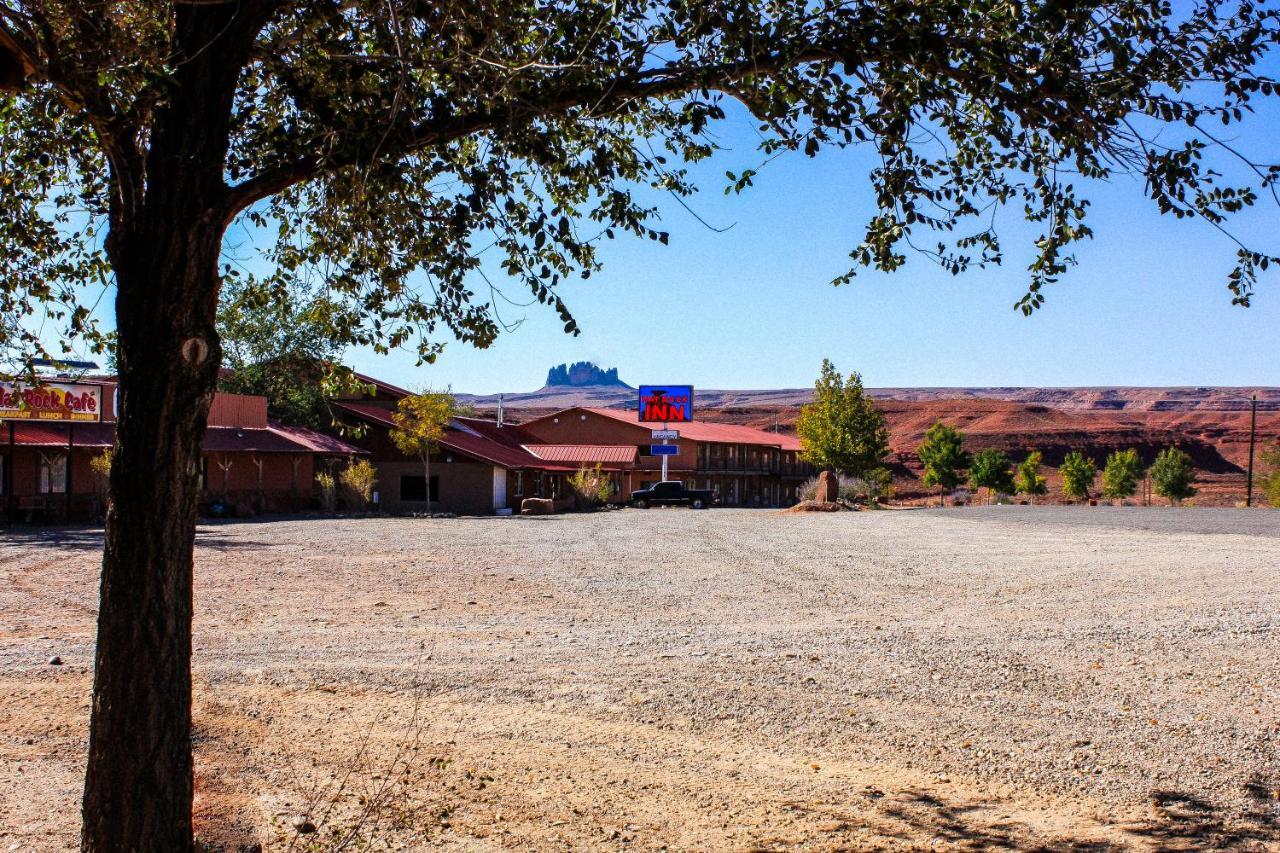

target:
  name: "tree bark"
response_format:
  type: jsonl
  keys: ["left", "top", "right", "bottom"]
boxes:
{"left": 80, "top": 3, "right": 256, "bottom": 847}
{"left": 82, "top": 223, "right": 223, "bottom": 851}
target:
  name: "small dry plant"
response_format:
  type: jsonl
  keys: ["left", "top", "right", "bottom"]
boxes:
{"left": 273, "top": 655, "right": 461, "bottom": 851}
{"left": 338, "top": 460, "right": 377, "bottom": 512}
{"left": 315, "top": 472, "right": 337, "bottom": 513}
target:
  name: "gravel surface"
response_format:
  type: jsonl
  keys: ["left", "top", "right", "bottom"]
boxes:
{"left": 2, "top": 506, "right": 1279, "bottom": 850}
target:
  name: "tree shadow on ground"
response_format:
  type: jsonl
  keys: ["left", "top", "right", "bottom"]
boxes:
{"left": 0, "top": 524, "right": 105, "bottom": 551}
{"left": 866, "top": 784, "right": 1280, "bottom": 852}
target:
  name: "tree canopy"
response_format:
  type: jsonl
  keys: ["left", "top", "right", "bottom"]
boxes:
{"left": 1015, "top": 451, "right": 1049, "bottom": 501}
{"left": 1101, "top": 447, "right": 1144, "bottom": 500}
{"left": 796, "top": 359, "right": 889, "bottom": 476}
{"left": 1059, "top": 451, "right": 1097, "bottom": 502}
{"left": 216, "top": 276, "right": 364, "bottom": 427}
{"left": 969, "top": 448, "right": 1015, "bottom": 502}
{"left": 918, "top": 421, "right": 968, "bottom": 500}
{"left": 1150, "top": 446, "right": 1198, "bottom": 504}
{"left": 3, "top": 0, "right": 1280, "bottom": 373}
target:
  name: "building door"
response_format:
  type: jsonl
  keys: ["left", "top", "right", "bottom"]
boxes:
{"left": 492, "top": 467, "right": 507, "bottom": 510}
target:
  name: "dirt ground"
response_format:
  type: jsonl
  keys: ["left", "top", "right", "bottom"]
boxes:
{"left": 2, "top": 507, "right": 1279, "bottom": 851}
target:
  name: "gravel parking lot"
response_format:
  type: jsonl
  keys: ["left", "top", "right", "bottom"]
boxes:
{"left": 2, "top": 506, "right": 1279, "bottom": 850}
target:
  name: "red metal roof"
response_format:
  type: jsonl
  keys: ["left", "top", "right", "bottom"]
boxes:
{"left": 568, "top": 407, "right": 804, "bottom": 451}
{"left": 331, "top": 400, "right": 397, "bottom": 427}
{"left": 3, "top": 421, "right": 365, "bottom": 455}
{"left": 3, "top": 422, "right": 115, "bottom": 447}
{"left": 202, "top": 427, "right": 343, "bottom": 454}
{"left": 523, "top": 444, "right": 638, "bottom": 466}
{"left": 268, "top": 422, "right": 365, "bottom": 455}
{"left": 331, "top": 405, "right": 564, "bottom": 470}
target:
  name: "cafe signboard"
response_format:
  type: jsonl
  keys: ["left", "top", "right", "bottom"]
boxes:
{"left": 0, "top": 380, "right": 103, "bottom": 422}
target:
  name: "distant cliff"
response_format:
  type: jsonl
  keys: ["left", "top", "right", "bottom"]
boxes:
{"left": 544, "top": 362, "right": 631, "bottom": 388}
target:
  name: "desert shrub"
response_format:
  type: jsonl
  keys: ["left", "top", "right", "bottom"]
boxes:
{"left": 340, "top": 460, "right": 378, "bottom": 510}
{"left": 316, "top": 471, "right": 337, "bottom": 512}
{"left": 840, "top": 468, "right": 894, "bottom": 503}
{"left": 1150, "top": 447, "right": 1197, "bottom": 505}
{"left": 798, "top": 475, "right": 820, "bottom": 502}
{"left": 799, "top": 471, "right": 892, "bottom": 505}
{"left": 568, "top": 464, "right": 612, "bottom": 509}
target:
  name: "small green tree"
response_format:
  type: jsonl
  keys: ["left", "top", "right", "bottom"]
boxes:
{"left": 568, "top": 464, "right": 612, "bottom": 510}
{"left": 969, "top": 449, "right": 1016, "bottom": 504}
{"left": 1015, "top": 451, "right": 1048, "bottom": 504}
{"left": 390, "top": 390, "right": 459, "bottom": 515}
{"left": 1150, "top": 447, "right": 1198, "bottom": 505}
{"left": 1101, "top": 448, "right": 1144, "bottom": 502}
{"left": 1059, "top": 452, "right": 1097, "bottom": 503}
{"left": 1264, "top": 445, "right": 1280, "bottom": 509}
{"left": 918, "top": 423, "right": 969, "bottom": 507}
{"left": 796, "top": 360, "right": 890, "bottom": 478}
{"left": 339, "top": 459, "right": 378, "bottom": 511}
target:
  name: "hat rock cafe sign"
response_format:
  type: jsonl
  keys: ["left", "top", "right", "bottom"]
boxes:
{"left": 0, "top": 380, "right": 102, "bottom": 422}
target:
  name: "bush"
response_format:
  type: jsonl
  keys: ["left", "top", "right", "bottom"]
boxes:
{"left": 316, "top": 471, "right": 337, "bottom": 512}
{"left": 798, "top": 469, "right": 892, "bottom": 505}
{"left": 568, "top": 464, "right": 612, "bottom": 509}
{"left": 340, "top": 460, "right": 377, "bottom": 510}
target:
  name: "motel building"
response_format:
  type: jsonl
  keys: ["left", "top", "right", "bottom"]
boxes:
{"left": 517, "top": 407, "right": 812, "bottom": 507}
{"left": 2, "top": 377, "right": 363, "bottom": 523}
{"left": 329, "top": 379, "right": 812, "bottom": 513}
{"left": 330, "top": 377, "right": 635, "bottom": 513}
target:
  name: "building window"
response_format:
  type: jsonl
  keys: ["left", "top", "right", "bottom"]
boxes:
{"left": 637, "top": 444, "right": 654, "bottom": 457}
{"left": 513, "top": 470, "right": 524, "bottom": 497}
{"left": 400, "top": 474, "right": 439, "bottom": 502}
{"left": 39, "top": 453, "right": 67, "bottom": 494}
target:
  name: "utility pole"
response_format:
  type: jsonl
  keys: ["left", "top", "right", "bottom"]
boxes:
{"left": 1246, "top": 394, "right": 1257, "bottom": 507}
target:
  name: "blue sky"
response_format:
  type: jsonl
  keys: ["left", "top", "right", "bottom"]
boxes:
{"left": 351, "top": 100, "right": 1280, "bottom": 395}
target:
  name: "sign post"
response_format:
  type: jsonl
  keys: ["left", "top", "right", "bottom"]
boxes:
{"left": 639, "top": 386, "right": 693, "bottom": 483}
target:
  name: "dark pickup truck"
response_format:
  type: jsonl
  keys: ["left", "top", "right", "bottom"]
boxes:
{"left": 629, "top": 480, "right": 716, "bottom": 509}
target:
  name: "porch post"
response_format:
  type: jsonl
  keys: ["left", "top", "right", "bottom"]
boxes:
{"left": 66, "top": 424, "right": 74, "bottom": 521}
{"left": 6, "top": 421, "right": 13, "bottom": 525}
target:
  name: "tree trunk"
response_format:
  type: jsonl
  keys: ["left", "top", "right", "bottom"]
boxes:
{"left": 424, "top": 455, "right": 432, "bottom": 515}
{"left": 82, "top": 187, "right": 224, "bottom": 853}
{"left": 77, "top": 4, "right": 269, "bottom": 848}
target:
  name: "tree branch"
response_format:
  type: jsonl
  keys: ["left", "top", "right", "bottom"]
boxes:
{"left": 222, "top": 45, "right": 843, "bottom": 221}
